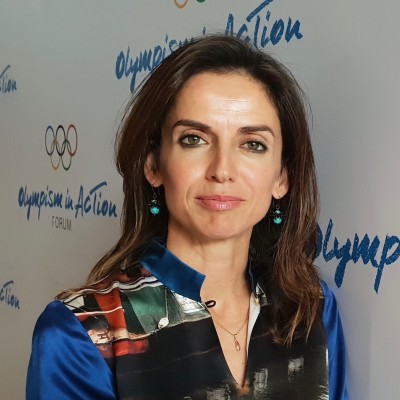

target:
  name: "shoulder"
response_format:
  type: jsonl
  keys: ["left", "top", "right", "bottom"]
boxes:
{"left": 319, "top": 279, "right": 341, "bottom": 329}
{"left": 31, "top": 299, "right": 103, "bottom": 357}
{"left": 320, "top": 279, "right": 333, "bottom": 297}
{"left": 320, "top": 279, "right": 335, "bottom": 301}
{"left": 34, "top": 300, "right": 80, "bottom": 331}
{"left": 27, "top": 300, "right": 116, "bottom": 399}
{"left": 319, "top": 280, "right": 348, "bottom": 400}
{"left": 60, "top": 269, "right": 161, "bottom": 319}
{"left": 33, "top": 299, "right": 102, "bottom": 344}
{"left": 319, "top": 279, "right": 343, "bottom": 342}
{"left": 38, "top": 299, "right": 71, "bottom": 318}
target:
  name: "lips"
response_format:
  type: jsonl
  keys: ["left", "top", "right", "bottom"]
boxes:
{"left": 196, "top": 195, "right": 243, "bottom": 210}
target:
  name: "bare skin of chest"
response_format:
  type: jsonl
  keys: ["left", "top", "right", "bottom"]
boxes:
{"left": 214, "top": 323, "right": 249, "bottom": 387}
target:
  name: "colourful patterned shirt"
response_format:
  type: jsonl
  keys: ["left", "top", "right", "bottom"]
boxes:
{"left": 27, "top": 240, "right": 347, "bottom": 399}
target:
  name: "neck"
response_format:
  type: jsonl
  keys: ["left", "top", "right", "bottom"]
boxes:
{"left": 165, "top": 228, "right": 252, "bottom": 305}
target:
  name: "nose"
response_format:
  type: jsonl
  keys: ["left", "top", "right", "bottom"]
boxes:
{"left": 206, "top": 147, "right": 237, "bottom": 183}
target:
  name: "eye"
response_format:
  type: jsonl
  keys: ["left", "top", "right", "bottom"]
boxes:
{"left": 180, "top": 134, "right": 207, "bottom": 146}
{"left": 243, "top": 141, "right": 267, "bottom": 152}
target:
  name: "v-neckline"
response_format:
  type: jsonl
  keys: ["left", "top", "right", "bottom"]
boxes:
{"left": 206, "top": 294, "right": 260, "bottom": 387}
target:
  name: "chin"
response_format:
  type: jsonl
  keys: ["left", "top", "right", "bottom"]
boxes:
{"left": 196, "top": 225, "right": 253, "bottom": 243}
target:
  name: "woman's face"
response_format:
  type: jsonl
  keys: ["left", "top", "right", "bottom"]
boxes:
{"left": 145, "top": 71, "right": 288, "bottom": 244}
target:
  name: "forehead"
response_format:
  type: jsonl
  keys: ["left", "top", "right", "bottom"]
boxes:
{"left": 164, "top": 71, "right": 279, "bottom": 127}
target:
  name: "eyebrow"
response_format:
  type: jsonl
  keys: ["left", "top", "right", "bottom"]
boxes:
{"left": 172, "top": 119, "right": 275, "bottom": 137}
{"left": 239, "top": 124, "right": 275, "bottom": 137}
{"left": 173, "top": 119, "right": 211, "bottom": 132}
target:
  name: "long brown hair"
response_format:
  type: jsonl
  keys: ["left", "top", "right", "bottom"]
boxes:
{"left": 60, "top": 35, "right": 320, "bottom": 347}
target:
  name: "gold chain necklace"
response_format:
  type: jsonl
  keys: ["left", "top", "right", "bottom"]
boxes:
{"left": 212, "top": 308, "right": 250, "bottom": 351}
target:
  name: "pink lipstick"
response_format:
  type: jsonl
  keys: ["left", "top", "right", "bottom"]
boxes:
{"left": 196, "top": 195, "right": 243, "bottom": 211}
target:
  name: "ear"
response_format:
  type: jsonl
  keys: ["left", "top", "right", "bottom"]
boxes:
{"left": 272, "top": 167, "right": 289, "bottom": 199}
{"left": 144, "top": 152, "right": 163, "bottom": 187}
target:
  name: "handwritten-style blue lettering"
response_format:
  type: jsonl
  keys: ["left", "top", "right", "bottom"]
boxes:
{"left": 115, "top": 0, "right": 303, "bottom": 93}
{"left": 0, "top": 65, "right": 17, "bottom": 94}
{"left": 0, "top": 281, "right": 20, "bottom": 310}
{"left": 74, "top": 181, "right": 117, "bottom": 218}
{"left": 317, "top": 219, "right": 400, "bottom": 293}
{"left": 225, "top": 0, "right": 302, "bottom": 48}
{"left": 115, "top": 32, "right": 204, "bottom": 93}
{"left": 17, "top": 182, "right": 118, "bottom": 220}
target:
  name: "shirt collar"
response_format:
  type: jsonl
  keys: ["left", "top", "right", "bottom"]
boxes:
{"left": 139, "top": 239, "right": 258, "bottom": 302}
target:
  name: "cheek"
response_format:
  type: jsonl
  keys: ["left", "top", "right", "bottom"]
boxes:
{"left": 160, "top": 149, "right": 205, "bottom": 186}
{"left": 247, "top": 169, "right": 279, "bottom": 204}
{"left": 160, "top": 164, "right": 196, "bottom": 203}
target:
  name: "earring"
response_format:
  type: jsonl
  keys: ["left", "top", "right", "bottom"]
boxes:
{"left": 148, "top": 186, "right": 160, "bottom": 215}
{"left": 271, "top": 199, "right": 284, "bottom": 225}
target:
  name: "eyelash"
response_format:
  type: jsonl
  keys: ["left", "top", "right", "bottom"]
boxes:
{"left": 242, "top": 140, "right": 267, "bottom": 153}
{"left": 179, "top": 134, "right": 268, "bottom": 153}
{"left": 179, "top": 134, "right": 207, "bottom": 146}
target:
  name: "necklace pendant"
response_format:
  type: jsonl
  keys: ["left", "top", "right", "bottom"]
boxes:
{"left": 158, "top": 317, "right": 169, "bottom": 329}
{"left": 233, "top": 334, "right": 241, "bottom": 351}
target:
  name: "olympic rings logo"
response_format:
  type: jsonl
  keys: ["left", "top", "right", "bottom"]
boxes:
{"left": 45, "top": 124, "right": 78, "bottom": 171}
{"left": 174, "top": 0, "right": 206, "bottom": 9}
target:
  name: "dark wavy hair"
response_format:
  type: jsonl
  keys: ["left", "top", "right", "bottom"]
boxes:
{"left": 61, "top": 34, "right": 320, "bottom": 347}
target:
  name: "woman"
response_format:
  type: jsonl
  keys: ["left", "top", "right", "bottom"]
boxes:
{"left": 27, "top": 35, "right": 347, "bottom": 399}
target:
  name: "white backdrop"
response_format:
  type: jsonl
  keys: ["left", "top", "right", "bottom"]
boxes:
{"left": 1, "top": 1, "right": 399, "bottom": 399}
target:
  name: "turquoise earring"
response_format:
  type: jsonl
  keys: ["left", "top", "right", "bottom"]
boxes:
{"left": 149, "top": 186, "right": 160, "bottom": 215}
{"left": 271, "top": 200, "right": 284, "bottom": 225}
{"left": 149, "top": 200, "right": 160, "bottom": 215}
